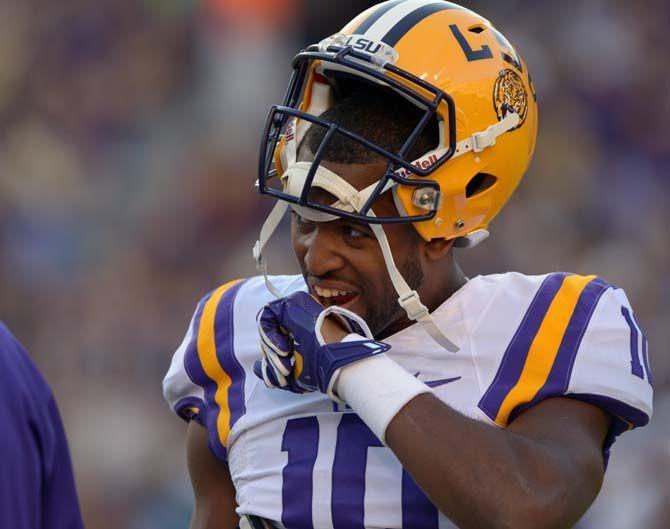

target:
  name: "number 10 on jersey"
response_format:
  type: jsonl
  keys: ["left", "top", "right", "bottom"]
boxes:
{"left": 281, "top": 415, "right": 439, "bottom": 529}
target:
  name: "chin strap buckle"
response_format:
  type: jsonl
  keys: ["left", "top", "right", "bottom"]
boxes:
{"left": 472, "top": 129, "right": 497, "bottom": 153}
{"left": 468, "top": 112, "right": 520, "bottom": 154}
{"left": 397, "top": 290, "right": 460, "bottom": 353}
{"left": 397, "top": 290, "right": 430, "bottom": 322}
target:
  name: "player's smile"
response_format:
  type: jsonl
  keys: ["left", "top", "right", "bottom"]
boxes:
{"left": 291, "top": 158, "right": 427, "bottom": 336}
{"left": 311, "top": 282, "right": 359, "bottom": 308}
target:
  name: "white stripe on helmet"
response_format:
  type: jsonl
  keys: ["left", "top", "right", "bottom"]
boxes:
{"left": 363, "top": 0, "right": 439, "bottom": 42}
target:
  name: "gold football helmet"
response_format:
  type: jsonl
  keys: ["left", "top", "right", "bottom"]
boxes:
{"left": 254, "top": 1, "right": 539, "bottom": 350}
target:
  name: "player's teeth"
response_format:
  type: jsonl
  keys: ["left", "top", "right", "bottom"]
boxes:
{"left": 314, "top": 285, "right": 351, "bottom": 298}
{"left": 315, "top": 286, "right": 331, "bottom": 297}
{"left": 314, "top": 286, "right": 352, "bottom": 298}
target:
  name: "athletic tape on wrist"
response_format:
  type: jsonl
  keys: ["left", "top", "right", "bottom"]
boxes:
{"left": 335, "top": 351, "right": 429, "bottom": 444}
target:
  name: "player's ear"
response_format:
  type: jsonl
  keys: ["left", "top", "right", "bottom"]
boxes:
{"left": 423, "top": 237, "right": 454, "bottom": 263}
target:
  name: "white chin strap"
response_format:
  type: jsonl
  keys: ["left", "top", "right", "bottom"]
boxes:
{"left": 253, "top": 162, "right": 459, "bottom": 352}
{"left": 253, "top": 200, "right": 289, "bottom": 298}
{"left": 367, "top": 221, "right": 460, "bottom": 352}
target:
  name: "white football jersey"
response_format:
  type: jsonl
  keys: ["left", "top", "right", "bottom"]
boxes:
{"left": 163, "top": 272, "right": 653, "bottom": 529}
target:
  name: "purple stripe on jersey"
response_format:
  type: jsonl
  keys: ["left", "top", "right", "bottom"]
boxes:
{"left": 183, "top": 291, "right": 214, "bottom": 407}
{"left": 478, "top": 273, "right": 568, "bottom": 422}
{"left": 566, "top": 392, "right": 650, "bottom": 467}
{"left": 632, "top": 311, "right": 653, "bottom": 384}
{"left": 213, "top": 280, "right": 248, "bottom": 434}
{"left": 402, "top": 470, "right": 438, "bottom": 529}
{"left": 174, "top": 396, "right": 206, "bottom": 426}
{"left": 507, "top": 277, "right": 612, "bottom": 423}
{"left": 181, "top": 281, "right": 247, "bottom": 461}
{"left": 568, "top": 393, "right": 650, "bottom": 428}
{"left": 182, "top": 291, "right": 230, "bottom": 458}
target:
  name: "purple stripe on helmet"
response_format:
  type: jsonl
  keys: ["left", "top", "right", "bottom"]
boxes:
{"left": 478, "top": 273, "right": 568, "bottom": 422}
{"left": 507, "top": 277, "right": 612, "bottom": 424}
{"left": 213, "top": 280, "right": 248, "bottom": 433}
{"left": 381, "top": 2, "right": 463, "bottom": 47}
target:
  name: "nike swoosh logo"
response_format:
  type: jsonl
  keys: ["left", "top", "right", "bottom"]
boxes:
{"left": 426, "top": 376, "right": 461, "bottom": 388}
{"left": 413, "top": 372, "right": 462, "bottom": 388}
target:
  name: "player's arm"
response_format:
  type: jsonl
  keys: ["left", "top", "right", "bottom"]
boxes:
{"left": 334, "top": 345, "right": 610, "bottom": 529}
{"left": 333, "top": 283, "right": 652, "bottom": 529}
{"left": 165, "top": 282, "right": 250, "bottom": 529}
{"left": 384, "top": 393, "right": 608, "bottom": 529}
{"left": 256, "top": 289, "right": 650, "bottom": 529}
{"left": 186, "top": 421, "right": 240, "bottom": 529}
{"left": 256, "top": 292, "right": 606, "bottom": 527}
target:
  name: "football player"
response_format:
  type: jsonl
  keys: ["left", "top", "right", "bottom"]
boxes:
{"left": 163, "top": 2, "right": 653, "bottom": 528}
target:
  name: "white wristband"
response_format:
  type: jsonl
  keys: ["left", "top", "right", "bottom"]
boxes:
{"left": 334, "top": 347, "right": 430, "bottom": 444}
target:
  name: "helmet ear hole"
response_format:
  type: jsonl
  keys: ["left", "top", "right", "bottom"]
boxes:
{"left": 466, "top": 173, "right": 497, "bottom": 198}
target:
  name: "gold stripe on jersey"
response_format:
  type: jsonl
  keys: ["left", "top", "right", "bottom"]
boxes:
{"left": 495, "top": 274, "right": 596, "bottom": 426}
{"left": 197, "top": 279, "right": 244, "bottom": 448}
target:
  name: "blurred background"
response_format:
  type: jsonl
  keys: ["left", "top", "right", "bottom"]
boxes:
{"left": 0, "top": 0, "right": 667, "bottom": 527}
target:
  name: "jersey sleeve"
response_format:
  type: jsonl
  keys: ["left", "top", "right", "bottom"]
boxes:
{"left": 565, "top": 287, "right": 653, "bottom": 448}
{"left": 162, "top": 279, "right": 248, "bottom": 461}
{"left": 477, "top": 273, "right": 653, "bottom": 458}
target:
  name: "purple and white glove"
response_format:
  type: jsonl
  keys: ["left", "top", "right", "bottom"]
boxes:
{"left": 253, "top": 291, "right": 391, "bottom": 401}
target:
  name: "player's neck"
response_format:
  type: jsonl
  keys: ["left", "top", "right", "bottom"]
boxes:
{"left": 422, "top": 257, "right": 469, "bottom": 313}
{"left": 377, "top": 258, "right": 468, "bottom": 341}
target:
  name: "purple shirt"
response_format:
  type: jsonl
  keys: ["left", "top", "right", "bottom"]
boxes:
{"left": 0, "top": 323, "right": 84, "bottom": 529}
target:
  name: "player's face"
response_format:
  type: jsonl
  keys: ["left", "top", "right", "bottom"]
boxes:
{"left": 291, "top": 159, "right": 425, "bottom": 338}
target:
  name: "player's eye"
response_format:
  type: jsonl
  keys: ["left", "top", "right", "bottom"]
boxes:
{"left": 342, "top": 223, "right": 371, "bottom": 240}
{"left": 293, "top": 212, "right": 314, "bottom": 228}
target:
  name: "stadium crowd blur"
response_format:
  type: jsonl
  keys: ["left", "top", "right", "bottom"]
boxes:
{"left": 0, "top": 0, "right": 667, "bottom": 527}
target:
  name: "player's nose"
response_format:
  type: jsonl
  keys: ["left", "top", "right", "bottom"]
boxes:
{"left": 302, "top": 224, "right": 346, "bottom": 277}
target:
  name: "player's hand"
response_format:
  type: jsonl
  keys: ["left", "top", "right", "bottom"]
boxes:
{"left": 253, "top": 291, "right": 391, "bottom": 401}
